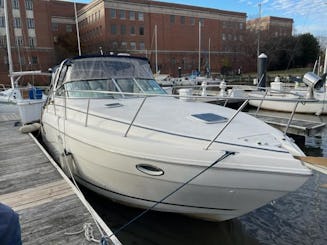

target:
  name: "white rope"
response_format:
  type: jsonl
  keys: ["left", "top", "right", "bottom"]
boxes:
{"left": 52, "top": 102, "right": 112, "bottom": 244}
{"left": 65, "top": 223, "right": 100, "bottom": 243}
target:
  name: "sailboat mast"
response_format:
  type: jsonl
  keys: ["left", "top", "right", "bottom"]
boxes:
{"left": 198, "top": 21, "right": 201, "bottom": 73}
{"left": 74, "top": 1, "right": 81, "bottom": 56}
{"left": 324, "top": 47, "right": 327, "bottom": 74}
{"left": 3, "top": 0, "right": 15, "bottom": 88}
{"left": 155, "top": 24, "right": 158, "bottom": 74}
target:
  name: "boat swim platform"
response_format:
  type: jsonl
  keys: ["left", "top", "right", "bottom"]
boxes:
{"left": 0, "top": 107, "right": 120, "bottom": 244}
{"left": 251, "top": 113, "right": 326, "bottom": 136}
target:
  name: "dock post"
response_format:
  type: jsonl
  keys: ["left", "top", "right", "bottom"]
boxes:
{"left": 257, "top": 53, "right": 268, "bottom": 88}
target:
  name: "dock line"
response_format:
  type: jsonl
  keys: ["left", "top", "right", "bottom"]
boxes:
{"left": 110, "top": 151, "right": 235, "bottom": 238}
{"left": 29, "top": 132, "right": 121, "bottom": 245}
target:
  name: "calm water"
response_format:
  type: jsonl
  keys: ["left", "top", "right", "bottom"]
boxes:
{"left": 82, "top": 110, "right": 327, "bottom": 245}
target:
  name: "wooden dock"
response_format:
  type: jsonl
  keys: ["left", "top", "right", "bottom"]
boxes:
{"left": 0, "top": 104, "right": 120, "bottom": 244}
{"left": 252, "top": 113, "right": 326, "bottom": 136}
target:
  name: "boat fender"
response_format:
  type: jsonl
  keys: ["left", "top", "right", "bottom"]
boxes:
{"left": 19, "top": 123, "right": 41, "bottom": 134}
{"left": 59, "top": 151, "right": 77, "bottom": 176}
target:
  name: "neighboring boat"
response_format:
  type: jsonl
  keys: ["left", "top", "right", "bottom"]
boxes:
{"left": 0, "top": 86, "right": 22, "bottom": 103}
{"left": 249, "top": 72, "right": 327, "bottom": 115}
{"left": 41, "top": 54, "right": 312, "bottom": 221}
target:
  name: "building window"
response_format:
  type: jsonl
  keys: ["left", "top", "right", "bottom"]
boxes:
{"left": 170, "top": 15, "right": 175, "bottom": 24}
{"left": 0, "top": 16, "right": 5, "bottom": 28}
{"left": 139, "top": 26, "right": 144, "bottom": 35}
{"left": 181, "top": 16, "right": 185, "bottom": 24}
{"left": 130, "top": 26, "right": 135, "bottom": 35}
{"left": 239, "top": 35, "right": 243, "bottom": 41}
{"left": 119, "top": 10, "right": 126, "bottom": 19}
{"left": 129, "top": 11, "right": 135, "bottom": 20}
{"left": 112, "top": 41, "right": 118, "bottom": 49}
{"left": 138, "top": 12, "right": 144, "bottom": 21}
{"left": 199, "top": 18, "right": 204, "bottom": 26}
{"left": 121, "top": 42, "right": 127, "bottom": 49}
{"left": 12, "top": 0, "right": 19, "bottom": 9}
{"left": 27, "top": 18, "right": 34, "bottom": 29}
{"left": 222, "top": 33, "right": 226, "bottom": 40}
{"left": 0, "top": 0, "right": 3, "bottom": 8}
{"left": 111, "top": 24, "right": 117, "bottom": 34}
{"left": 139, "top": 42, "right": 145, "bottom": 50}
{"left": 52, "top": 23, "right": 58, "bottom": 31}
{"left": 110, "top": 9, "right": 116, "bottom": 19}
{"left": 14, "top": 18, "right": 21, "bottom": 28}
{"left": 66, "top": 24, "right": 72, "bottom": 32}
{"left": 31, "top": 56, "right": 38, "bottom": 65}
{"left": 25, "top": 0, "right": 33, "bottom": 10}
{"left": 190, "top": 17, "right": 195, "bottom": 25}
{"left": 29, "top": 37, "right": 36, "bottom": 47}
{"left": 239, "top": 22, "right": 243, "bottom": 30}
{"left": 15, "top": 36, "right": 23, "bottom": 46}
{"left": 130, "top": 42, "right": 136, "bottom": 50}
{"left": 121, "top": 25, "right": 126, "bottom": 35}
{"left": 0, "top": 36, "right": 6, "bottom": 47}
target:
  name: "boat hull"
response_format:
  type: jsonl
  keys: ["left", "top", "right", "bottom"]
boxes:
{"left": 249, "top": 92, "right": 327, "bottom": 114}
{"left": 42, "top": 116, "right": 309, "bottom": 221}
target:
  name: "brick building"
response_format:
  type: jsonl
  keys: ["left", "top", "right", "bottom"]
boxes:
{"left": 78, "top": 0, "right": 247, "bottom": 77}
{"left": 0, "top": 1, "right": 294, "bottom": 86}
{"left": 247, "top": 16, "right": 293, "bottom": 38}
{"left": 0, "top": 0, "right": 84, "bottom": 85}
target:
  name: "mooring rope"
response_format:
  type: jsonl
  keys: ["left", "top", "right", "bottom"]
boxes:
{"left": 109, "top": 150, "right": 235, "bottom": 238}
{"left": 62, "top": 151, "right": 110, "bottom": 245}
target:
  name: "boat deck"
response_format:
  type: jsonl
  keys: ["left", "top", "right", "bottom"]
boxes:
{"left": 0, "top": 104, "right": 120, "bottom": 244}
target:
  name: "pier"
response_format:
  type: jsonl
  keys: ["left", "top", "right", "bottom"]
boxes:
{"left": 0, "top": 104, "right": 120, "bottom": 244}
{"left": 252, "top": 113, "right": 326, "bottom": 136}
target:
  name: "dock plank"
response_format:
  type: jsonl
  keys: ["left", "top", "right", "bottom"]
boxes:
{"left": 251, "top": 113, "right": 326, "bottom": 136}
{"left": 0, "top": 105, "right": 120, "bottom": 244}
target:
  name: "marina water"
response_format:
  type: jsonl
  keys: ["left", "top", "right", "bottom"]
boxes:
{"left": 83, "top": 110, "right": 327, "bottom": 245}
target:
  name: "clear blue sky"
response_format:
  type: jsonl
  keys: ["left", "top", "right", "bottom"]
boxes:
{"left": 74, "top": 0, "right": 327, "bottom": 37}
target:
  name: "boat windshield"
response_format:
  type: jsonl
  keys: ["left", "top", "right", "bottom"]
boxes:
{"left": 56, "top": 56, "right": 166, "bottom": 98}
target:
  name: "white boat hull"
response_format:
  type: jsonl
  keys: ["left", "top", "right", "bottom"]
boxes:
{"left": 42, "top": 100, "right": 310, "bottom": 221}
{"left": 249, "top": 92, "right": 327, "bottom": 114}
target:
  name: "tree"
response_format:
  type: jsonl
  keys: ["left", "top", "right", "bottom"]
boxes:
{"left": 295, "top": 33, "right": 320, "bottom": 68}
{"left": 54, "top": 32, "right": 79, "bottom": 63}
{"left": 259, "top": 33, "right": 320, "bottom": 71}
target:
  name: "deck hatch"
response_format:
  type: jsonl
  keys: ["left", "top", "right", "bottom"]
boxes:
{"left": 190, "top": 113, "right": 227, "bottom": 124}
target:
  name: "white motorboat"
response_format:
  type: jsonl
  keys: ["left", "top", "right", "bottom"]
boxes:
{"left": 41, "top": 55, "right": 312, "bottom": 221}
{"left": 249, "top": 72, "right": 327, "bottom": 115}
